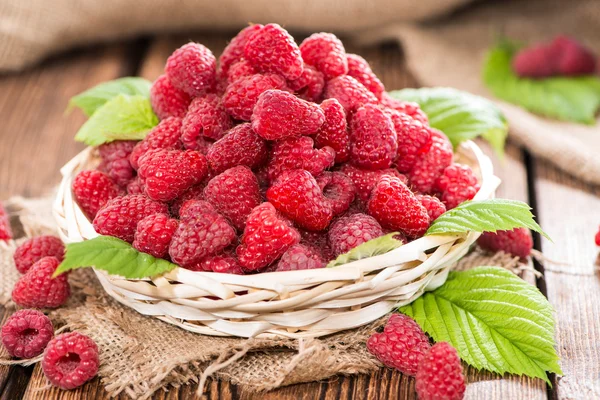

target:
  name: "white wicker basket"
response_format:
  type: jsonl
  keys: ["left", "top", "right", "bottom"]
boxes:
{"left": 52, "top": 141, "right": 499, "bottom": 339}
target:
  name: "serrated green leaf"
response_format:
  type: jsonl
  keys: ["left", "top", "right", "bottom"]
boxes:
{"left": 69, "top": 77, "right": 152, "bottom": 117}
{"left": 483, "top": 43, "right": 600, "bottom": 124}
{"left": 327, "top": 232, "right": 402, "bottom": 268}
{"left": 74, "top": 94, "right": 158, "bottom": 146}
{"left": 389, "top": 87, "right": 508, "bottom": 157}
{"left": 400, "top": 266, "right": 562, "bottom": 383}
{"left": 55, "top": 236, "right": 177, "bottom": 279}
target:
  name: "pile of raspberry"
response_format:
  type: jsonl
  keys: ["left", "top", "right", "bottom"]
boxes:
{"left": 72, "top": 24, "right": 481, "bottom": 274}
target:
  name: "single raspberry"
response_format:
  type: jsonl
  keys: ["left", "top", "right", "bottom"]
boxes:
{"left": 328, "top": 213, "right": 383, "bottom": 256}
{"left": 416, "top": 194, "right": 446, "bottom": 223}
{"left": 407, "top": 130, "right": 453, "bottom": 194}
{"left": 243, "top": 23, "right": 303, "bottom": 80}
{"left": 126, "top": 177, "right": 144, "bottom": 195}
{"left": 130, "top": 117, "right": 183, "bottom": 169}
{"left": 72, "top": 170, "right": 120, "bottom": 220}
{"left": 150, "top": 74, "right": 191, "bottom": 120}
{"left": 267, "top": 136, "right": 335, "bottom": 182}
{"left": 93, "top": 195, "right": 168, "bottom": 243}
{"left": 551, "top": 35, "right": 597, "bottom": 76}
{"left": 192, "top": 253, "right": 244, "bottom": 274}
{"left": 226, "top": 59, "right": 256, "bottom": 83}
{"left": 206, "top": 123, "right": 268, "bottom": 174}
{"left": 219, "top": 24, "right": 263, "bottom": 76}
{"left": 170, "top": 184, "right": 205, "bottom": 217}
{"left": 287, "top": 64, "right": 325, "bottom": 102}
{"left": 181, "top": 94, "right": 233, "bottom": 148}
{"left": 324, "top": 75, "right": 378, "bottom": 113}
{"left": 1, "top": 310, "right": 53, "bottom": 358}
{"left": 368, "top": 175, "right": 430, "bottom": 238}
{"left": 132, "top": 213, "right": 178, "bottom": 258}
{"left": 349, "top": 104, "right": 398, "bottom": 170}
{"left": 416, "top": 342, "right": 465, "bottom": 400}
{"left": 275, "top": 244, "right": 325, "bottom": 271}
{"left": 316, "top": 172, "right": 356, "bottom": 216}
{"left": 165, "top": 42, "right": 216, "bottom": 96}
{"left": 339, "top": 164, "right": 407, "bottom": 205}
{"left": 299, "top": 33, "right": 348, "bottom": 80}
{"left": 178, "top": 198, "right": 220, "bottom": 220}
{"left": 381, "top": 93, "right": 429, "bottom": 125}
{"left": 512, "top": 45, "right": 556, "bottom": 78}
{"left": 137, "top": 149, "right": 208, "bottom": 202}
{"left": 251, "top": 89, "right": 325, "bottom": 140}
{"left": 314, "top": 98, "right": 349, "bottom": 163}
{"left": 98, "top": 140, "right": 137, "bottom": 188}
{"left": 0, "top": 202, "right": 11, "bottom": 241}
{"left": 236, "top": 202, "right": 300, "bottom": 271}
{"left": 13, "top": 236, "right": 65, "bottom": 274}
{"left": 367, "top": 313, "right": 431, "bottom": 376}
{"left": 346, "top": 54, "right": 385, "bottom": 99}
{"left": 596, "top": 226, "right": 600, "bottom": 246}
{"left": 386, "top": 110, "right": 432, "bottom": 173}
{"left": 434, "top": 164, "right": 480, "bottom": 209}
{"left": 477, "top": 228, "right": 533, "bottom": 259}
{"left": 12, "top": 257, "right": 70, "bottom": 309}
{"left": 223, "top": 73, "right": 288, "bottom": 121}
{"left": 42, "top": 332, "right": 99, "bottom": 390}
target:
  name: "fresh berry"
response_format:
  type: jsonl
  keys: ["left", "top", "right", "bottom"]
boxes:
{"left": 98, "top": 140, "right": 136, "bottom": 188}
{"left": 434, "top": 164, "right": 480, "bottom": 209}
{"left": 132, "top": 213, "right": 178, "bottom": 258}
{"left": 223, "top": 73, "right": 288, "bottom": 121}
{"left": 386, "top": 110, "right": 432, "bottom": 173}
{"left": 314, "top": 98, "right": 349, "bottom": 163}
{"left": 1, "top": 310, "right": 53, "bottom": 358}
{"left": 317, "top": 171, "right": 356, "bottom": 216}
{"left": 324, "top": 75, "right": 378, "bottom": 113}
{"left": 287, "top": 64, "right": 325, "bottom": 102}
{"left": 267, "top": 136, "right": 335, "bottom": 182}
{"left": 226, "top": 59, "right": 256, "bottom": 83}
{"left": 206, "top": 123, "right": 268, "bottom": 174}
{"left": 299, "top": 33, "right": 348, "bottom": 80}
{"left": 0, "top": 202, "right": 11, "bottom": 241}
{"left": 407, "top": 130, "right": 453, "bottom": 194}
{"left": 181, "top": 94, "right": 233, "bottom": 147}
{"left": 349, "top": 104, "right": 397, "bottom": 170}
{"left": 596, "top": 226, "right": 600, "bottom": 246}
{"left": 275, "top": 243, "right": 325, "bottom": 271}
{"left": 12, "top": 257, "right": 70, "bottom": 309}
{"left": 178, "top": 198, "right": 220, "bottom": 220}
{"left": 512, "top": 45, "right": 556, "bottom": 78}
{"left": 130, "top": 117, "right": 183, "bottom": 169}
{"left": 328, "top": 213, "right": 383, "bottom": 256}
{"left": 416, "top": 194, "right": 446, "bottom": 222}
{"left": 126, "top": 177, "right": 144, "bottom": 195}
{"left": 381, "top": 93, "right": 429, "bottom": 125}
{"left": 416, "top": 342, "right": 465, "bottom": 400}
{"left": 244, "top": 23, "right": 303, "bottom": 80}
{"left": 170, "top": 184, "right": 205, "bottom": 217}
{"left": 346, "top": 54, "right": 384, "bottom": 99}
{"left": 219, "top": 24, "right": 263, "bottom": 76}
{"left": 150, "top": 74, "right": 191, "bottom": 120}
{"left": 192, "top": 253, "right": 244, "bottom": 274}
{"left": 165, "top": 42, "right": 216, "bottom": 96}
{"left": 552, "top": 35, "right": 597, "bottom": 76}
{"left": 42, "top": 332, "right": 99, "bottom": 390}
{"left": 477, "top": 228, "right": 533, "bottom": 259}
{"left": 72, "top": 170, "right": 120, "bottom": 220}
{"left": 339, "top": 164, "right": 407, "bottom": 205}
{"left": 13, "top": 236, "right": 65, "bottom": 274}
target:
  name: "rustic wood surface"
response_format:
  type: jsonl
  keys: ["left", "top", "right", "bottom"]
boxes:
{"left": 0, "top": 32, "right": 598, "bottom": 399}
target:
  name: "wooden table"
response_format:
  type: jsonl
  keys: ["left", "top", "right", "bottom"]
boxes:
{"left": 1, "top": 32, "right": 599, "bottom": 400}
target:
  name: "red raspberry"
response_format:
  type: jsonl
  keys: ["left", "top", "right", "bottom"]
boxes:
{"left": 367, "top": 313, "right": 431, "bottom": 376}
{"left": 386, "top": 110, "right": 432, "bottom": 173}
{"left": 275, "top": 244, "right": 325, "bottom": 271}
{"left": 219, "top": 24, "right": 263, "bottom": 76}
{"left": 477, "top": 228, "right": 533, "bottom": 259}
{"left": 416, "top": 194, "right": 446, "bottom": 223}
{"left": 328, "top": 213, "right": 383, "bottom": 256}
{"left": 416, "top": 342, "right": 465, "bottom": 400}
{"left": 512, "top": 45, "right": 556, "bottom": 78}
{"left": 552, "top": 35, "right": 597, "bottom": 76}
{"left": 236, "top": 202, "right": 300, "bottom": 271}
{"left": 192, "top": 253, "right": 244, "bottom": 274}
{"left": 98, "top": 140, "right": 136, "bottom": 188}
{"left": 0, "top": 202, "right": 11, "bottom": 241}
{"left": 596, "top": 226, "right": 600, "bottom": 246}
{"left": 434, "top": 164, "right": 480, "bottom": 209}
{"left": 287, "top": 64, "right": 325, "bottom": 102}
{"left": 126, "top": 177, "right": 144, "bottom": 195}
{"left": 407, "top": 130, "right": 453, "bottom": 194}
{"left": 346, "top": 54, "right": 385, "bottom": 99}
{"left": 226, "top": 59, "right": 256, "bottom": 83}
{"left": 206, "top": 123, "right": 268, "bottom": 174}
{"left": 1, "top": 310, "right": 53, "bottom": 358}
{"left": 349, "top": 104, "right": 398, "bottom": 170}
{"left": 42, "top": 332, "right": 99, "bottom": 390}
{"left": 243, "top": 23, "right": 303, "bottom": 80}
{"left": 181, "top": 94, "right": 233, "bottom": 147}
{"left": 138, "top": 149, "right": 208, "bottom": 202}
{"left": 130, "top": 117, "right": 183, "bottom": 169}
{"left": 267, "top": 136, "right": 335, "bottom": 182}
{"left": 339, "top": 164, "right": 407, "bottom": 205}
{"left": 12, "top": 257, "right": 70, "bottom": 309}
{"left": 314, "top": 98, "right": 349, "bottom": 163}
{"left": 368, "top": 175, "right": 430, "bottom": 238}
{"left": 170, "top": 184, "right": 205, "bottom": 217}
{"left": 324, "top": 75, "right": 378, "bottom": 113}
{"left": 223, "top": 73, "right": 288, "bottom": 121}
{"left": 13, "top": 236, "right": 65, "bottom": 274}
{"left": 165, "top": 42, "right": 216, "bottom": 96}
{"left": 72, "top": 170, "right": 120, "bottom": 220}
{"left": 150, "top": 74, "right": 191, "bottom": 120}
{"left": 178, "top": 198, "right": 219, "bottom": 220}
{"left": 299, "top": 33, "right": 348, "bottom": 80}
{"left": 316, "top": 171, "right": 356, "bottom": 216}
{"left": 381, "top": 93, "right": 429, "bottom": 125}
{"left": 132, "top": 213, "right": 178, "bottom": 258}
{"left": 93, "top": 195, "right": 168, "bottom": 243}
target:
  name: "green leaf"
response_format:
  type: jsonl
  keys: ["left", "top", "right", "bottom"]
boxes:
{"left": 426, "top": 199, "right": 550, "bottom": 240}
{"left": 327, "top": 233, "right": 402, "bottom": 268}
{"left": 74, "top": 94, "right": 159, "bottom": 146}
{"left": 400, "top": 266, "right": 562, "bottom": 383}
{"left": 483, "top": 43, "right": 600, "bottom": 124}
{"left": 69, "top": 77, "right": 152, "bottom": 117}
{"left": 55, "top": 236, "right": 177, "bottom": 279}
{"left": 389, "top": 87, "right": 508, "bottom": 157}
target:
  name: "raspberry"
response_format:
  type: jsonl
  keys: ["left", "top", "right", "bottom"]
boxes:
{"left": 98, "top": 140, "right": 136, "bottom": 188}
{"left": 42, "top": 332, "right": 99, "bottom": 390}
{"left": 170, "top": 184, "right": 205, "bottom": 217}
{"left": 165, "top": 42, "right": 216, "bottom": 96}
{"left": 349, "top": 104, "right": 397, "bottom": 170}
{"left": 138, "top": 149, "right": 208, "bottom": 202}
{"left": 150, "top": 74, "right": 191, "bottom": 120}
{"left": 407, "top": 130, "right": 453, "bottom": 194}
{"left": 552, "top": 36, "right": 597, "bottom": 76}
{"left": 287, "top": 64, "right": 325, "bottom": 102}
{"left": 275, "top": 244, "right": 325, "bottom": 271}
{"left": 178, "top": 198, "right": 219, "bottom": 220}
{"left": 192, "top": 253, "right": 244, "bottom": 274}
{"left": 13, "top": 236, "right": 65, "bottom": 274}
{"left": 1, "top": 310, "right": 53, "bottom": 358}
{"left": 243, "top": 23, "right": 303, "bottom": 80}
{"left": 72, "top": 170, "right": 120, "bottom": 220}
{"left": 434, "top": 164, "right": 480, "bottom": 209}
{"left": 368, "top": 175, "right": 430, "bottom": 238}
{"left": 0, "top": 202, "right": 11, "bottom": 241}
{"left": 386, "top": 110, "right": 432, "bottom": 173}
{"left": 206, "top": 123, "right": 268, "bottom": 174}
{"left": 226, "top": 59, "right": 256, "bottom": 83}
{"left": 219, "top": 24, "right": 263, "bottom": 76}
{"left": 236, "top": 202, "right": 300, "bottom": 271}
{"left": 416, "top": 194, "right": 446, "bottom": 222}
{"left": 367, "top": 313, "right": 431, "bottom": 376}
{"left": 512, "top": 45, "right": 556, "bottom": 78}
{"left": 251, "top": 89, "right": 325, "bottom": 140}
{"left": 316, "top": 171, "right": 356, "bottom": 216}
{"left": 596, "top": 226, "right": 600, "bottom": 246}
{"left": 346, "top": 54, "right": 385, "bottom": 99}
{"left": 12, "top": 257, "right": 70, "bottom": 309}
{"left": 93, "top": 195, "right": 168, "bottom": 243}
{"left": 416, "top": 342, "right": 465, "bottom": 400}
{"left": 477, "top": 228, "right": 533, "bottom": 259}
{"left": 328, "top": 213, "right": 383, "bottom": 256}
{"left": 339, "top": 164, "right": 407, "bottom": 205}
{"left": 267, "top": 136, "right": 335, "bottom": 182}
{"left": 299, "top": 33, "right": 348, "bottom": 80}
{"left": 130, "top": 117, "right": 183, "bottom": 169}
{"left": 204, "top": 166, "right": 261, "bottom": 231}
{"left": 314, "top": 98, "right": 349, "bottom": 163}
{"left": 181, "top": 94, "right": 233, "bottom": 147}
{"left": 132, "top": 213, "right": 178, "bottom": 258}
{"left": 126, "top": 177, "right": 144, "bottom": 195}
{"left": 223, "top": 73, "right": 288, "bottom": 121}
{"left": 381, "top": 93, "right": 429, "bottom": 125}
{"left": 324, "top": 75, "right": 378, "bottom": 113}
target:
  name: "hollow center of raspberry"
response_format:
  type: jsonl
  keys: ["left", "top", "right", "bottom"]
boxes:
{"left": 57, "top": 353, "right": 81, "bottom": 374}
{"left": 19, "top": 328, "right": 39, "bottom": 345}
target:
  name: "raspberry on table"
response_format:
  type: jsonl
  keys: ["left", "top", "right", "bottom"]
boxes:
{"left": 181, "top": 94, "right": 233, "bottom": 147}
{"left": 170, "top": 184, "right": 206, "bottom": 217}
{"left": 339, "top": 164, "right": 407, "bottom": 206}
{"left": 13, "top": 235, "right": 65, "bottom": 274}
{"left": 130, "top": 117, "right": 183, "bottom": 169}
{"left": 416, "top": 194, "right": 446, "bottom": 223}
{"left": 150, "top": 74, "right": 191, "bottom": 120}
{"left": 314, "top": 98, "right": 349, "bottom": 163}
{"left": 316, "top": 171, "right": 356, "bottom": 216}
{"left": 126, "top": 177, "right": 144, "bottom": 195}
{"left": 349, "top": 104, "right": 398, "bottom": 170}
{"left": 299, "top": 33, "right": 348, "bottom": 80}
{"left": 324, "top": 75, "right": 378, "bottom": 113}
{"left": 386, "top": 110, "right": 432, "bottom": 173}
{"left": 407, "top": 129, "right": 453, "bottom": 194}
{"left": 275, "top": 243, "right": 325, "bottom": 271}
{"left": 165, "top": 42, "right": 217, "bottom": 96}
{"left": 1, "top": 309, "right": 53, "bottom": 359}
{"left": 98, "top": 140, "right": 137, "bottom": 188}
{"left": 12, "top": 257, "right": 70, "bottom": 309}
{"left": 72, "top": 170, "right": 121, "bottom": 219}
{"left": 381, "top": 93, "right": 429, "bottom": 125}
{"left": 219, "top": 24, "right": 263, "bottom": 76}
{"left": 132, "top": 213, "right": 179, "bottom": 258}
{"left": 416, "top": 342, "right": 465, "bottom": 400}
{"left": 346, "top": 54, "right": 385, "bottom": 99}
{"left": 287, "top": 64, "right": 325, "bottom": 102}
{"left": 191, "top": 253, "right": 244, "bottom": 274}
{"left": 0, "top": 202, "right": 12, "bottom": 241}
{"left": 42, "top": 332, "right": 99, "bottom": 390}
{"left": 225, "top": 59, "right": 257, "bottom": 83}
{"left": 477, "top": 228, "right": 533, "bottom": 259}
{"left": 328, "top": 213, "right": 383, "bottom": 256}
{"left": 434, "top": 163, "right": 480, "bottom": 209}
{"left": 206, "top": 123, "right": 268, "bottom": 174}
{"left": 267, "top": 136, "right": 335, "bottom": 182}
{"left": 222, "top": 73, "right": 288, "bottom": 121}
